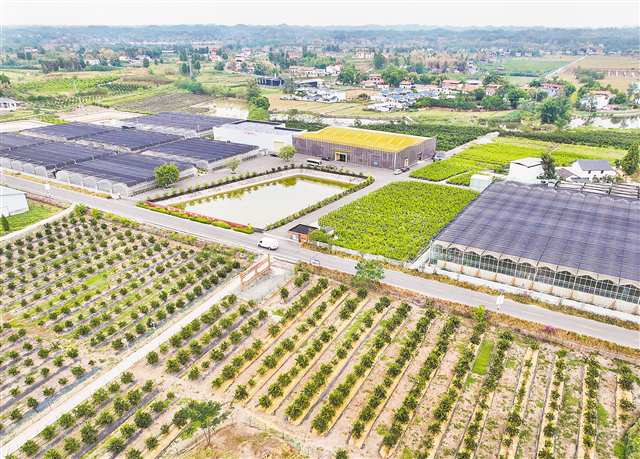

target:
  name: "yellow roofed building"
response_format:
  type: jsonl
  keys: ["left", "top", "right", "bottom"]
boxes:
{"left": 293, "top": 126, "right": 436, "bottom": 169}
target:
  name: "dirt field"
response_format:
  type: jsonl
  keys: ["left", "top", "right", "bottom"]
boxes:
{"left": 179, "top": 424, "right": 306, "bottom": 459}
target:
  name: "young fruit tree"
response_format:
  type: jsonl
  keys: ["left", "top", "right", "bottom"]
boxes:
{"left": 353, "top": 259, "right": 384, "bottom": 288}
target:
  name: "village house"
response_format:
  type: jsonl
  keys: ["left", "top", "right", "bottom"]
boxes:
{"left": 441, "top": 79, "right": 464, "bottom": 91}
{"left": 580, "top": 90, "right": 613, "bottom": 110}
{"left": 540, "top": 82, "right": 564, "bottom": 97}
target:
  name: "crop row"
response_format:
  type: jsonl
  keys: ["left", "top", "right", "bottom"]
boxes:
{"left": 317, "top": 182, "right": 478, "bottom": 261}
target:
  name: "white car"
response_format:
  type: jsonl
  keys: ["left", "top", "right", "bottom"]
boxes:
{"left": 257, "top": 237, "right": 279, "bottom": 250}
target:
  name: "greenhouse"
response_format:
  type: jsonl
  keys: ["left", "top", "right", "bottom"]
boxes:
{"left": 429, "top": 181, "right": 640, "bottom": 314}
{"left": 293, "top": 126, "right": 436, "bottom": 170}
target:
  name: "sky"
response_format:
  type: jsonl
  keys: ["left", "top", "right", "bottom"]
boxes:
{"left": 2, "top": 0, "right": 638, "bottom": 27}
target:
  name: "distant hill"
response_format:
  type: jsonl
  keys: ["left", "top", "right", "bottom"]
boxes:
{"left": 3, "top": 25, "right": 638, "bottom": 52}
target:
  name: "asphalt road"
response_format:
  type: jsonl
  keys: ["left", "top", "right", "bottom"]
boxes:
{"left": 4, "top": 174, "right": 639, "bottom": 352}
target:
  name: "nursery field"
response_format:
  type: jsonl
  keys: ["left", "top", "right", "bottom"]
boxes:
{"left": 6, "top": 267, "right": 639, "bottom": 459}
{"left": 0, "top": 207, "right": 248, "bottom": 439}
{"left": 0, "top": 200, "right": 62, "bottom": 236}
{"left": 317, "top": 182, "right": 478, "bottom": 261}
{"left": 410, "top": 136, "right": 627, "bottom": 182}
{"left": 7, "top": 74, "right": 159, "bottom": 112}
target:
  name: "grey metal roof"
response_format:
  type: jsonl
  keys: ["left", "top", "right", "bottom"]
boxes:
{"left": 435, "top": 181, "right": 640, "bottom": 283}
{"left": 576, "top": 159, "right": 613, "bottom": 171}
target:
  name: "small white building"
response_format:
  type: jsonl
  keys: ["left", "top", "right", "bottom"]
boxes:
{"left": 506, "top": 157, "right": 544, "bottom": 184}
{"left": 0, "top": 97, "right": 18, "bottom": 112}
{"left": 0, "top": 186, "right": 29, "bottom": 216}
{"left": 568, "top": 159, "right": 616, "bottom": 180}
{"left": 580, "top": 90, "right": 612, "bottom": 110}
{"left": 212, "top": 120, "right": 302, "bottom": 152}
{"left": 469, "top": 174, "right": 493, "bottom": 192}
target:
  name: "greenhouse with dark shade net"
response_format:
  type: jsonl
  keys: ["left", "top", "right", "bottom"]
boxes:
{"left": 143, "top": 137, "right": 258, "bottom": 169}
{"left": 56, "top": 153, "right": 195, "bottom": 196}
{"left": 0, "top": 141, "right": 113, "bottom": 177}
{"left": 0, "top": 133, "right": 47, "bottom": 150}
{"left": 125, "top": 112, "right": 239, "bottom": 136}
{"left": 77, "top": 128, "right": 181, "bottom": 152}
{"left": 429, "top": 181, "right": 640, "bottom": 313}
{"left": 21, "top": 122, "right": 116, "bottom": 141}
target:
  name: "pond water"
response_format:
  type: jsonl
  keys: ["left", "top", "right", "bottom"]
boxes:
{"left": 177, "top": 175, "right": 351, "bottom": 228}
{"left": 569, "top": 115, "right": 640, "bottom": 129}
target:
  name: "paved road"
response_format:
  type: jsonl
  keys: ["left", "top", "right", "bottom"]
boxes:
{"left": 4, "top": 174, "right": 638, "bottom": 351}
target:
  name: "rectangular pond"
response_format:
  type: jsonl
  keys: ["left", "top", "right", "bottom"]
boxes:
{"left": 174, "top": 175, "right": 352, "bottom": 228}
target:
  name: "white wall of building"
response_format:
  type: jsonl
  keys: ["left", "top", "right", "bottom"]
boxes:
{"left": 0, "top": 186, "right": 29, "bottom": 216}
{"left": 506, "top": 159, "right": 543, "bottom": 184}
{"left": 213, "top": 122, "right": 297, "bottom": 152}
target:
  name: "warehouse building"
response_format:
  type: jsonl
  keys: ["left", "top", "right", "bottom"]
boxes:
{"left": 428, "top": 181, "right": 640, "bottom": 314}
{"left": 21, "top": 122, "right": 115, "bottom": 141}
{"left": 76, "top": 128, "right": 181, "bottom": 152}
{"left": 213, "top": 120, "right": 302, "bottom": 152}
{"left": 143, "top": 138, "right": 259, "bottom": 170}
{"left": 124, "top": 112, "right": 239, "bottom": 137}
{"left": 0, "top": 141, "right": 113, "bottom": 177}
{"left": 293, "top": 126, "right": 436, "bottom": 169}
{"left": 56, "top": 154, "right": 196, "bottom": 196}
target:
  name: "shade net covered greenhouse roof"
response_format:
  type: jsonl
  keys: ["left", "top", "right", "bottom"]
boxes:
{"left": 435, "top": 181, "right": 640, "bottom": 282}
{"left": 61, "top": 154, "right": 192, "bottom": 186}
{"left": 24, "top": 122, "right": 116, "bottom": 140}
{"left": 127, "top": 112, "right": 239, "bottom": 132}
{"left": 0, "top": 133, "right": 47, "bottom": 150}
{"left": 149, "top": 138, "right": 256, "bottom": 162}
{"left": 297, "top": 126, "right": 431, "bottom": 153}
{"left": 83, "top": 129, "right": 181, "bottom": 150}
{"left": 2, "top": 142, "right": 113, "bottom": 169}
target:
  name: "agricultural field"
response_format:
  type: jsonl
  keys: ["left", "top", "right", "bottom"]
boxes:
{"left": 0, "top": 207, "right": 249, "bottom": 438}
{"left": 317, "top": 182, "right": 478, "bottom": 261}
{"left": 367, "top": 123, "right": 494, "bottom": 152}
{"left": 268, "top": 95, "right": 512, "bottom": 125}
{"left": 0, "top": 199, "right": 62, "bottom": 236}
{"left": 483, "top": 55, "right": 576, "bottom": 76}
{"left": 5, "top": 262, "right": 639, "bottom": 459}
{"left": 410, "top": 136, "right": 627, "bottom": 182}
{"left": 559, "top": 55, "right": 640, "bottom": 91}
{"left": 109, "top": 88, "right": 218, "bottom": 114}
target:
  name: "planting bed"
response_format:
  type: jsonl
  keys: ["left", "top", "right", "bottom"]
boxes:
{"left": 5, "top": 266, "right": 640, "bottom": 459}
{"left": 317, "top": 181, "right": 478, "bottom": 261}
{"left": 410, "top": 136, "right": 627, "bottom": 182}
{"left": 0, "top": 207, "right": 248, "bottom": 439}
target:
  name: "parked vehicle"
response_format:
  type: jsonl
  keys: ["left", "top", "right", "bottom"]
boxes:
{"left": 306, "top": 158, "right": 323, "bottom": 167}
{"left": 393, "top": 168, "right": 403, "bottom": 175}
{"left": 258, "top": 237, "right": 279, "bottom": 250}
